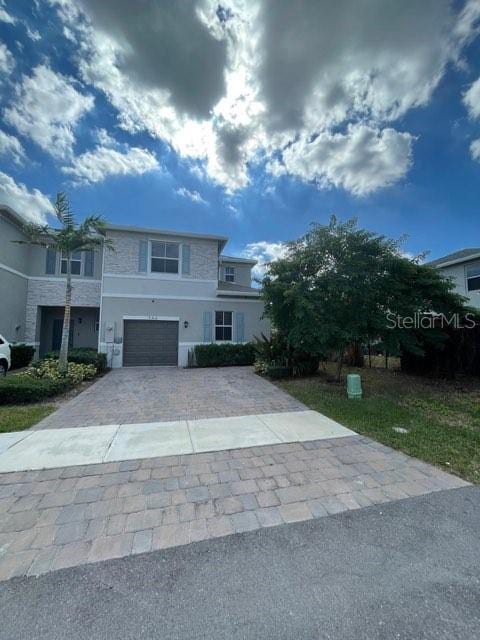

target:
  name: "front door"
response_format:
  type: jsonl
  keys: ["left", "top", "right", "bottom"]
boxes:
{"left": 52, "top": 318, "right": 74, "bottom": 351}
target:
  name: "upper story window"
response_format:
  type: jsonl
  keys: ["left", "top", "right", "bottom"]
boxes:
{"left": 151, "top": 241, "right": 179, "bottom": 274}
{"left": 215, "top": 311, "right": 232, "bottom": 341}
{"left": 225, "top": 266, "right": 235, "bottom": 283}
{"left": 61, "top": 251, "right": 82, "bottom": 275}
{"left": 466, "top": 263, "right": 480, "bottom": 292}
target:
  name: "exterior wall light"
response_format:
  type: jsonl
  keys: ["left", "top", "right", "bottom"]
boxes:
{"left": 184, "top": 320, "right": 189, "bottom": 329}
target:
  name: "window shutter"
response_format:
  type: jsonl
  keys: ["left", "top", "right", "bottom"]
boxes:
{"left": 139, "top": 239, "right": 148, "bottom": 273}
{"left": 182, "top": 243, "right": 191, "bottom": 275}
{"left": 235, "top": 312, "right": 245, "bottom": 343}
{"left": 203, "top": 311, "right": 212, "bottom": 342}
{"left": 84, "top": 250, "right": 94, "bottom": 277}
{"left": 45, "top": 248, "right": 56, "bottom": 274}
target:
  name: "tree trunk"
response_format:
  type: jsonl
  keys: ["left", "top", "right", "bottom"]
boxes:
{"left": 368, "top": 342, "right": 372, "bottom": 368}
{"left": 59, "top": 254, "right": 72, "bottom": 373}
{"left": 385, "top": 350, "right": 389, "bottom": 370}
{"left": 334, "top": 349, "right": 344, "bottom": 382}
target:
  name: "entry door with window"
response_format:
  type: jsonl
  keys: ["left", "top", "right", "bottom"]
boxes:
{"left": 52, "top": 319, "right": 74, "bottom": 351}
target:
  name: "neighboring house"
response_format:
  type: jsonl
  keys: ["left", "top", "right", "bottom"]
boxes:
{"left": 428, "top": 248, "right": 480, "bottom": 309}
{"left": 0, "top": 205, "right": 269, "bottom": 367}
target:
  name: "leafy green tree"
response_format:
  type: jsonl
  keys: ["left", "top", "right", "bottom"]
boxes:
{"left": 15, "top": 193, "right": 113, "bottom": 372}
{"left": 262, "top": 217, "right": 471, "bottom": 380}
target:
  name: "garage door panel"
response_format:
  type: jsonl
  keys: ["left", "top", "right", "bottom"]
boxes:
{"left": 123, "top": 320, "right": 179, "bottom": 366}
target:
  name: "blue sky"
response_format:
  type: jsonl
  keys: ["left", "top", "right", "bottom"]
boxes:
{"left": 0, "top": 0, "right": 479, "bottom": 269}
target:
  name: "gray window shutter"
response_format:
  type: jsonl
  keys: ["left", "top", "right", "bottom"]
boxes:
{"left": 182, "top": 243, "right": 191, "bottom": 275}
{"left": 203, "top": 311, "right": 212, "bottom": 342}
{"left": 139, "top": 239, "right": 148, "bottom": 273}
{"left": 235, "top": 312, "right": 245, "bottom": 342}
{"left": 45, "top": 248, "right": 56, "bottom": 274}
{"left": 84, "top": 250, "right": 94, "bottom": 277}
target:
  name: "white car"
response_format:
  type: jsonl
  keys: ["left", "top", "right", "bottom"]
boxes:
{"left": 0, "top": 334, "right": 11, "bottom": 376}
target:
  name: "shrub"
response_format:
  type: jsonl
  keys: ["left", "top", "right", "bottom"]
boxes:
{"left": 10, "top": 344, "right": 36, "bottom": 370}
{"left": 24, "top": 359, "right": 97, "bottom": 384}
{"left": 265, "top": 364, "right": 292, "bottom": 379}
{"left": 291, "top": 354, "right": 320, "bottom": 377}
{"left": 0, "top": 376, "right": 71, "bottom": 405}
{"left": 44, "top": 348, "right": 107, "bottom": 372}
{"left": 192, "top": 343, "right": 256, "bottom": 367}
{"left": 253, "top": 333, "right": 321, "bottom": 379}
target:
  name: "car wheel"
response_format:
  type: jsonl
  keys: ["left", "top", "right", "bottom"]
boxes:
{"left": 0, "top": 361, "right": 7, "bottom": 377}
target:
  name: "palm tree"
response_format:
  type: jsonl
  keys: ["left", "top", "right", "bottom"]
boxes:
{"left": 16, "top": 192, "right": 113, "bottom": 372}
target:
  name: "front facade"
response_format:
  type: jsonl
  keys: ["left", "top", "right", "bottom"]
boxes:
{"left": 0, "top": 206, "right": 269, "bottom": 367}
{"left": 428, "top": 248, "right": 480, "bottom": 310}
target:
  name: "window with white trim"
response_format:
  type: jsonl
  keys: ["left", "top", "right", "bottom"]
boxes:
{"left": 225, "top": 266, "right": 235, "bottom": 282}
{"left": 215, "top": 311, "right": 232, "bottom": 341}
{"left": 467, "top": 263, "right": 480, "bottom": 292}
{"left": 151, "top": 241, "right": 179, "bottom": 274}
{"left": 61, "top": 251, "right": 82, "bottom": 275}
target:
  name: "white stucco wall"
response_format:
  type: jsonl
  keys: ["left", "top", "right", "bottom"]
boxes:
{"left": 438, "top": 261, "right": 480, "bottom": 309}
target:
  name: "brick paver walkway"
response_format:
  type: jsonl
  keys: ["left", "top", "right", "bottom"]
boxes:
{"left": 0, "top": 435, "right": 467, "bottom": 581}
{"left": 34, "top": 367, "right": 307, "bottom": 429}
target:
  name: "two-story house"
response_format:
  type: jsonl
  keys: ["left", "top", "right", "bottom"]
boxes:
{"left": 0, "top": 205, "right": 269, "bottom": 367}
{"left": 428, "top": 248, "right": 480, "bottom": 310}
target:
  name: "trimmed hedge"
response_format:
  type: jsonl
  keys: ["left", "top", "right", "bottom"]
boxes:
{"left": 10, "top": 344, "right": 35, "bottom": 370}
{"left": 44, "top": 348, "right": 107, "bottom": 372}
{"left": 265, "top": 365, "right": 291, "bottom": 379}
{"left": 192, "top": 343, "right": 256, "bottom": 367}
{"left": 0, "top": 376, "right": 72, "bottom": 405}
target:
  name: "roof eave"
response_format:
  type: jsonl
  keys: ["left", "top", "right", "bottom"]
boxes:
{"left": 105, "top": 223, "right": 228, "bottom": 252}
{"left": 432, "top": 253, "right": 480, "bottom": 269}
{"left": 216, "top": 289, "right": 261, "bottom": 298}
{"left": 219, "top": 255, "right": 257, "bottom": 265}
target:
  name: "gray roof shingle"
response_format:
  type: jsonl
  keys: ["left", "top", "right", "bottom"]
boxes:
{"left": 427, "top": 248, "right": 480, "bottom": 267}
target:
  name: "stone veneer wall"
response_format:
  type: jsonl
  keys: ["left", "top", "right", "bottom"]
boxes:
{"left": 103, "top": 230, "right": 219, "bottom": 281}
{"left": 25, "top": 278, "right": 101, "bottom": 343}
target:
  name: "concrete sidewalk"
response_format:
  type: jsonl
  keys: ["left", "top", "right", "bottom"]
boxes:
{"left": 0, "top": 410, "right": 355, "bottom": 473}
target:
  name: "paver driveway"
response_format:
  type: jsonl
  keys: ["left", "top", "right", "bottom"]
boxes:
{"left": 0, "top": 435, "right": 468, "bottom": 581}
{"left": 34, "top": 367, "right": 307, "bottom": 430}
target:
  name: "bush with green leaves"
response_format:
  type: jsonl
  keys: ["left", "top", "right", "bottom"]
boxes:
{"left": 262, "top": 216, "right": 472, "bottom": 381}
{"left": 22, "top": 359, "right": 97, "bottom": 384}
{"left": 44, "top": 348, "right": 107, "bottom": 372}
{"left": 10, "top": 344, "right": 36, "bottom": 369}
{"left": 192, "top": 343, "right": 256, "bottom": 367}
{"left": 0, "top": 376, "right": 71, "bottom": 405}
{"left": 253, "top": 333, "right": 320, "bottom": 379}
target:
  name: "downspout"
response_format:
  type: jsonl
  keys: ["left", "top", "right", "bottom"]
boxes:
{"left": 97, "top": 238, "right": 106, "bottom": 353}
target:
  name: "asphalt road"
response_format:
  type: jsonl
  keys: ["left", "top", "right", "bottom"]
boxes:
{"left": 1, "top": 486, "right": 479, "bottom": 640}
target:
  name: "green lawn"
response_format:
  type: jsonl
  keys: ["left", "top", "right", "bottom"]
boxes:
{"left": 0, "top": 405, "right": 55, "bottom": 433}
{"left": 278, "top": 363, "right": 480, "bottom": 483}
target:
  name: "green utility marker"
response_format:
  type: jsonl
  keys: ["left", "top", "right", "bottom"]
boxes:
{"left": 347, "top": 373, "right": 362, "bottom": 399}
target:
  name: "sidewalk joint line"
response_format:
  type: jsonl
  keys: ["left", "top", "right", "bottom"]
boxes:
{"left": 101, "top": 424, "right": 121, "bottom": 463}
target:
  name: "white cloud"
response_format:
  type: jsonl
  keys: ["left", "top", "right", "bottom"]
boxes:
{"left": 4, "top": 65, "right": 94, "bottom": 159}
{"left": 0, "top": 171, "right": 53, "bottom": 223}
{"left": 0, "top": 41, "right": 14, "bottom": 74}
{"left": 0, "top": 129, "right": 25, "bottom": 163}
{"left": 471, "top": 138, "right": 480, "bottom": 161}
{"left": 464, "top": 77, "right": 480, "bottom": 119}
{"left": 463, "top": 75, "right": 480, "bottom": 161}
{"left": 175, "top": 187, "right": 208, "bottom": 205}
{"left": 0, "top": 1, "right": 15, "bottom": 24}
{"left": 53, "top": 0, "right": 480, "bottom": 195}
{"left": 94, "top": 127, "right": 116, "bottom": 146}
{"left": 242, "top": 240, "right": 287, "bottom": 279}
{"left": 25, "top": 26, "right": 41, "bottom": 42}
{"left": 271, "top": 124, "right": 414, "bottom": 196}
{"left": 62, "top": 144, "right": 159, "bottom": 185}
